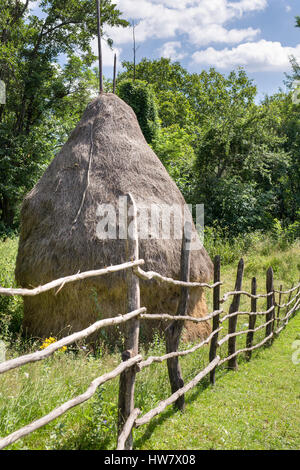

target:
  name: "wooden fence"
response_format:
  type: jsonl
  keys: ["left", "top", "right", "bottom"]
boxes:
{"left": 0, "top": 198, "right": 299, "bottom": 450}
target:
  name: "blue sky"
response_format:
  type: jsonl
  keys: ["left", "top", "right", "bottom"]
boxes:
{"left": 31, "top": 0, "right": 300, "bottom": 102}
{"left": 98, "top": 0, "right": 300, "bottom": 102}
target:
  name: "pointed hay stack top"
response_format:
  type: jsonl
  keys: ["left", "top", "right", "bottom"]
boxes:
{"left": 15, "top": 93, "right": 213, "bottom": 340}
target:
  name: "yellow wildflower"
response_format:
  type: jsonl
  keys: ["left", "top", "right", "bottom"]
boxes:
{"left": 40, "top": 337, "right": 67, "bottom": 353}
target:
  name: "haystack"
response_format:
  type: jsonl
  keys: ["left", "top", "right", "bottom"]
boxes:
{"left": 15, "top": 93, "right": 213, "bottom": 343}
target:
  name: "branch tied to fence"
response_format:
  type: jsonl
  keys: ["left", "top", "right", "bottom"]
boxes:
{"left": 0, "top": 193, "right": 299, "bottom": 450}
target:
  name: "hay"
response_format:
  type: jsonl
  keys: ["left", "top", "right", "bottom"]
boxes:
{"left": 15, "top": 93, "right": 213, "bottom": 343}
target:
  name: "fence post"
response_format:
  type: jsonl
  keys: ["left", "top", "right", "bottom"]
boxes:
{"left": 209, "top": 255, "right": 221, "bottom": 385}
{"left": 276, "top": 284, "right": 283, "bottom": 333}
{"left": 285, "top": 282, "right": 294, "bottom": 324}
{"left": 117, "top": 193, "right": 140, "bottom": 450}
{"left": 294, "top": 281, "right": 300, "bottom": 319}
{"left": 165, "top": 221, "right": 192, "bottom": 411}
{"left": 246, "top": 277, "right": 257, "bottom": 361}
{"left": 228, "top": 258, "right": 244, "bottom": 370}
{"left": 265, "top": 267, "right": 274, "bottom": 345}
{"left": 113, "top": 53, "right": 117, "bottom": 94}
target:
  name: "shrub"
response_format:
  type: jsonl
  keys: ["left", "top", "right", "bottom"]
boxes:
{"left": 117, "top": 79, "right": 160, "bottom": 144}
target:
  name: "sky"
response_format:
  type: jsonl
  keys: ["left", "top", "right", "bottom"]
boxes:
{"left": 98, "top": 0, "right": 300, "bottom": 102}
{"left": 31, "top": 0, "right": 300, "bottom": 102}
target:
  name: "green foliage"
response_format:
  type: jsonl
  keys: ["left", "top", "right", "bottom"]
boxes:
{"left": 117, "top": 79, "right": 160, "bottom": 143}
{"left": 0, "top": 234, "right": 299, "bottom": 450}
{"left": 119, "top": 59, "right": 299, "bottom": 235}
{"left": 0, "top": 0, "right": 129, "bottom": 232}
{"left": 151, "top": 125, "right": 196, "bottom": 199}
{"left": 0, "top": 237, "right": 23, "bottom": 341}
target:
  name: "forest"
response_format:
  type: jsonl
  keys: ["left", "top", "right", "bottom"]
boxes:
{"left": 0, "top": 0, "right": 300, "bottom": 452}
{"left": 1, "top": 0, "right": 300, "bottom": 242}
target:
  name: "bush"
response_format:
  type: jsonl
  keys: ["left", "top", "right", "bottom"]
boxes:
{"left": 117, "top": 79, "right": 160, "bottom": 144}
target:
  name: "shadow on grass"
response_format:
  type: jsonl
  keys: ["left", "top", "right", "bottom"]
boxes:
{"left": 133, "top": 373, "right": 217, "bottom": 449}
{"left": 53, "top": 424, "right": 115, "bottom": 450}
{"left": 132, "top": 343, "right": 277, "bottom": 450}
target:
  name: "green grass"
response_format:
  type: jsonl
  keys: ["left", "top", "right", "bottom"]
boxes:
{"left": 0, "top": 237, "right": 23, "bottom": 342}
{"left": 134, "top": 313, "right": 300, "bottom": 450}
{"left": 0, "top": 235, "right": 299, "bottom": 450}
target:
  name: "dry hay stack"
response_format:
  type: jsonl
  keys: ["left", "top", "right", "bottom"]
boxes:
{"left": 15, "top": 93, "right": 213, "bottom": 344}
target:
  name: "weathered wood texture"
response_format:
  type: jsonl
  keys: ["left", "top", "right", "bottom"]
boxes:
{"left": 209, "top": 255, "right": 221, "bottom": 384}
{"left": 134, "top": 266, "right": 221, "bottom": 289}
{"left": 135, "top": 356, "right": 220, "bottom": 428}
{"left": 117, "top": 193, "right": 140, "bottom": 450}
{"left": 0, "top": 354, "right": 142, "bottom": 451}
{"left": 219, "top": 334, "right": 273, "bottom": 366}
{"left": 0, "top": 231, "right": 299, "bottom": 452}
{"left": 96, "top": 0, "right": 103, "bottom": 93}
{"left": 246, "top": 277, "right": 257, "bottom": 360}
{"left": 227, "top": 258, "right": 244, "bottom": 370}
{"left": 117, "top": 408, "right": 141, "bottom": 450}
{"left": 0, "top": 259, "right": 144, "bottom": 297}
{"left": 276, "top": 284, "right": 283, "bottom": 330}
{"left": 113, "top": 53, "right": 117, "bottom": 94}
{"left": 165, "top": 222, "right": 192, "bottom": 411}
{"left": 140, "top": 310, "right": 222, "bottom": 323}
{"left": 0, "top": 308, "right": 145, "bottom": 375}
{"left": 266, "top": 267, "right": 275, "bottom": 345}
{"left": 137, "top": 327, "right": 222, "bottom": 371}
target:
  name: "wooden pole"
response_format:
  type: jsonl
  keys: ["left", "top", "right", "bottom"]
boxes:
{"left": 209, "top": 255, "right": 221, "bottom": 385}
{"left": 276, "top": 284, "right": 283, "bottom": 331}
{"left": 227, "top": 258, "right": 244, "bottom": 370}
{"left": 96, "top": 0, "right": 103, "bottom": 93}
{"left": 286, "top": 282, "right": 294, "bottom": 321}
{"left": 265, "top": 267, "right": 274, "bottom": 345}
{"left": 292, "top": 279, "right": 300, "bottom": 317}
{"left": 246, "top": 277, "right": 257, "bottom": 361}
{"left": 294, "top": 281, "right": 300, "bottom": 319}
{"left": 133, "top": 20, "right": 136, "bottom": 81}
{"left": 117, "top": 193, "right": 140, "bottom": 450}
{"left": 113, "top": 53, "right": 117, "bottom": 94}
{"left": 165, "top": 221, "right": 192, "bottom": 411}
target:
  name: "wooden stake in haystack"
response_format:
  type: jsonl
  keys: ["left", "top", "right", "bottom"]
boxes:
{"left": 113, "top": 53, "right": 117, "bottom": 94}
{"left": 96, "top": 0, "right": 103, "bottom": 94}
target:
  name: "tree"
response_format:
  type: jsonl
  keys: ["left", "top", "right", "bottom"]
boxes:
{"left": 117, "top": 79, "right": 160, "bottom": 144}
{"left": 0, "top": 0, "right": 129, "bottom": 231}
{"left": 118, "top": 59, "right": 294, "bottom": 233}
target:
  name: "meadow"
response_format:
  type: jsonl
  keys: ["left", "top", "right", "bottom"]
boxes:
{"left": 0, "top": 231, "right": 299, "bottom": 450}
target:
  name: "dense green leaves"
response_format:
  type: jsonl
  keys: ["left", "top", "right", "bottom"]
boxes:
{"left": 119, "top": 58, "right": 299, "bottom": 235}
{"left": 0, "top": 0, "right": 128, "bottom": 230}
{"left": 117, "top": 79, "right": 160, "bottom": 144}
{"left": 1, "top": 7, "right": 300, "bottom": 238}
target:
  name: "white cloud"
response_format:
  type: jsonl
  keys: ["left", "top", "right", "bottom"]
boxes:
{"left": 189, "top": 25, "right": 260, "bottom": 46}
{"left": 228, "top": 0, "right": 267, "bottom": 15}
{"left": 105, "top": 0, "right": 266, "bottom": 47}
{"left": 159, "top": 41, "right": 187, "bottom": 61}
{"left": 91, "top": 37, "right": 122, "bottom": 68}
{"left": 192, "top": 39, "right": 300, "bottom": 71}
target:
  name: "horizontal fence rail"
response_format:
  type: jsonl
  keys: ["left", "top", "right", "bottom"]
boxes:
{"left": 0, "top": 253, "right": 299, "bottom": 450}
{"left": 134, "top": 266, "right": 223, "bottom": 289}
{"left": 0, "top": 260, "right": 145, "bottom": 297}
{"left": 0, "top": 354, "right": 143, "bottom": 450}
{"left": 134, "top": 356, "right": 221, "bottom": 428}
{"left": 0, "top": 308, "right": 146, "bottom": 375}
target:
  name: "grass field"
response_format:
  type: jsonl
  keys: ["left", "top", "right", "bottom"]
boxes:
{"left": 0, "top": 234, "right": 299, "bottom": 450}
